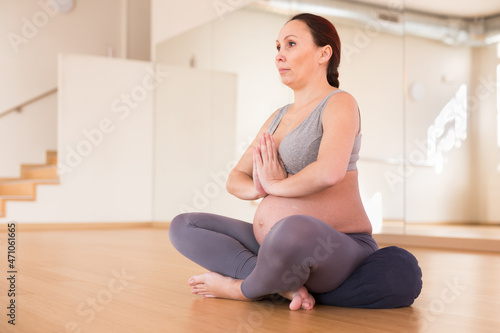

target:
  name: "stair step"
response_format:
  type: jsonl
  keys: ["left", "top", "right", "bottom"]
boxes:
{"left": 22, "top": 164, "right": 57, "bottom": 169}
{"left": 0, "top": 178, "right": 19, "bottom": 182}
{"left": 22, "top": 164, "right": 59, "bottom": 179}
{"left": 0, "top": 195, "right": 35, "bottom": 200}
{"left": 46, "top": 150, "right": 58, "bottom": 165}
{"left": 20, "top": 164, "right": 57, "bottom": 170}
{"left": 0, "top": 179, "right": 60, "bottom": 185}
{"left": 0, "top": 150, "right": 60, "bottom": 217}
{"left": 0, "top": 182, "right": 36, "bottom": 196}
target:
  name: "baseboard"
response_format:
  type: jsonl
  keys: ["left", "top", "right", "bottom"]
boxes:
{"left": 374, "top": 233, "right": 500, "bottom": 253}
{"left": 2, "top": 222, "right": 499, "bottom": 253}
{"left": 151, "top": 221, "right": 170, "bottom": 229}
{"left": 1, "top": 221, "right": 154, "bottom": 232}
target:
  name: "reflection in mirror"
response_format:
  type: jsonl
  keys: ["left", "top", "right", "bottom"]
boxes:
{"left": 153, "top": 0, "right": 500, "bottom": 240}
{"left": 403, "top": 1, "right": 500, "bottom": 240}
{"left": 153, "top": 3, "right": 292, "bottom": 223}
{"left": 153, "top": 0, "right": 407, "bottom": 234}
{"left": 262, "top": 0, "right": 408, "bottom": 235}
{"left": 498, "top": 63, "right": 500, "bottom": 172}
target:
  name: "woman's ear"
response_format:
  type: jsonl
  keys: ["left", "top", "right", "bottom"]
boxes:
{"left": 318, "top": 45, "right": 332, "bottom": 65}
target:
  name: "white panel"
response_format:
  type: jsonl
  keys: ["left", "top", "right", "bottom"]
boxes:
{"left": 153, "top": 65, "right": 249, "bottom": 221}
{"left": 0, "top": 54, "right": 154, "bottom": 223}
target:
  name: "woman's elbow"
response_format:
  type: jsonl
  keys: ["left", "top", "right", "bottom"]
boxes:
{"left": 226, "top": 170, "right": 246, "bottom": 196}
{"left": 226, "top": 182, "right": 238, "bottom": 197}
{"left": 321, "top": 170, "right": 345, "bottom": 187}
{"left": 226, "top": 174, "right": 237, "bottom": 196}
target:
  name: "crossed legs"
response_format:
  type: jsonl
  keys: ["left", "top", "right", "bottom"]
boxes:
{"left": 169, "top": 213, "right": 376, "bottom": 310}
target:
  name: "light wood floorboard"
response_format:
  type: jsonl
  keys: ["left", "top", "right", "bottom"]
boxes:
{"left": 0, "top": 227, "right": 499, "bottom": 333}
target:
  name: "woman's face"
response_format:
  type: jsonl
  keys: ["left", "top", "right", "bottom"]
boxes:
{"left": 275, "top": 20, "right": 323, "bottom": 89}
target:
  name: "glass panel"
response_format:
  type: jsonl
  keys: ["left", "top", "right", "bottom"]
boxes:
{"left": 152, "top": 0, "right": 407, "bottom": 234}
{"left": 333, "top": 0, "right": 406, "bottom": 234}
{"left": 153, "top": 2, "right": 292, "bottom": 222}
{"left": 497, "top": 63, "right": 500, "bottom": 172}
{"left": 151, "top": 0, "right": 500, "bottom": 239}
{"left": 403, "top": 3, "right": 500, "bottom": 238}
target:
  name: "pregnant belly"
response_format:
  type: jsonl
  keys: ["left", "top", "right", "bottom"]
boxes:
{"left": 252, "top": 176, "right": 371, "bottom": 244}
{"left": 253, "top": 194, "right": 337, "bottom": 244}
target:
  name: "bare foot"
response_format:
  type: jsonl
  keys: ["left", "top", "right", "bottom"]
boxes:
{"left": 279, "top": 286, "right": 316, "bottom": 311}
{"left": 188, "top": 272, "right": 250, "bottom": 301}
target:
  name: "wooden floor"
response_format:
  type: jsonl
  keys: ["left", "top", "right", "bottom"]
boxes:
{"left": 1, "top": 227, "right": 499, "bottom": 333}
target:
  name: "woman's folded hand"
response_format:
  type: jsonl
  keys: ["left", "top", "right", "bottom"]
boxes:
{"left": 254, "top": 133, "right": 288, "bottom": 194}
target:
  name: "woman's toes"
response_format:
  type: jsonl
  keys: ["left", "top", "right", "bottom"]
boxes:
{"left": 289, "top": 294, "right": 303, "bottom": 311}
{"left": 303, "top": 296, "right": 315, "bottom": 310}
{"left": 302, "top": 301, "right": 313, "bottom": 310}
{"left": 188, "top": 274, "right": 205, "bottom": 286}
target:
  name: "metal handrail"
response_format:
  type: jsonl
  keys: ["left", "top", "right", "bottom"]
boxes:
{"left": 0, "top": 88, "right": 58, "bottom": 119}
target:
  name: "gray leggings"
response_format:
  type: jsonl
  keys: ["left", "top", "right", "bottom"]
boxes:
{"left": 169, "top": 213, "right": 378, "bottom": 300}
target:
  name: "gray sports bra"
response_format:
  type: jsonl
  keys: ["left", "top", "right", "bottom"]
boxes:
{"left": 268, "top": 89, "right": 361, "bottom": 175}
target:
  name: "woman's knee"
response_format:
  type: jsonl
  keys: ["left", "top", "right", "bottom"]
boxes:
{"left": 266, "top": 215, "right": 327, "bottom": 253}
{"left": 169, "top": 213, "right": 197, "bottom": 247}
{"left": 273, "top": 215, "right": 326, "bottom": 239}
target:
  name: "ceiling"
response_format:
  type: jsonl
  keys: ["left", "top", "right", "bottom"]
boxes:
{"left": 359, "top": 0, "right": 500, "bottom": 18}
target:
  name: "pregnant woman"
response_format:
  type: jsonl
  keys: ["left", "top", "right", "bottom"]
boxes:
{"left": 169, "top": 13, "right": 378, "bottom": 311}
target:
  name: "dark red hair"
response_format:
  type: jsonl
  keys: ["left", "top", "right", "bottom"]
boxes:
{"left": 289, "top": 13, "right": 341, "bottom": 88}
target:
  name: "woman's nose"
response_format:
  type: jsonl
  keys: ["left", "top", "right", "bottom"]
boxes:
{"left": 275, "top": 51, "right": 285, "bottom": 63}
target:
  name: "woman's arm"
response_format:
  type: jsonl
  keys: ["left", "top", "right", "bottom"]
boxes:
{"left": 226, "top": 169, "right": 263, "bottom": 200}
{"left": 256, "top": 92, "right": 359, "bottom": 198}
{"left": 226, "top": 109, "right": 281, "bottom": 200}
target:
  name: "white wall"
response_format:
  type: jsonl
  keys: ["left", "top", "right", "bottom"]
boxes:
{"left": 0, "top": 0, "right": 151, "bottom": 179}
{"left": 0, "top": 54, "right": 155, "bottom": 223}
{"left": 0, "top": 94, "right": 57, "bottom": 177}
{"left": 403, "top": 36, "right": 474, "bottom": 223}
{"left": 0, "top": 0, "right": 124, "bottom": 114}
{"left": 155, "top": 8, "right": 405, "bottom": 220}
{"left": 127, "top": 0, "right": 151, "bottom": 61}
{"left": 153, "top": 65, "right": 256, "bottom": 221}
{"left": 154, "top": 7, "right": 498, "bottom": 224}
{"left": 1, "top": 1, "right": 496, "bottom": 224}
{"left": 337, "top": 24, "right": 405, "bottom": 221}
{"left": 151, "top": 0, "right": 257, "bottom": 59}
{"left": 156, "top": 8, "right": 293, "bottom": 153}
{"left": 471, "top": 45, "right": 500, "bottom": 223}
{"left": 155, "top": 8, "right": 292, "bottom": 221}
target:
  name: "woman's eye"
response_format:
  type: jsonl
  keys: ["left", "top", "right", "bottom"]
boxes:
{"left": 276, "top": 45, "right": 281, "bottom": 51}
{"left": 288, "top": 41, "right": 296, "bottom": 47}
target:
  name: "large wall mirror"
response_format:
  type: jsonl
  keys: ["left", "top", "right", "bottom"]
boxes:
{"left": 153, "top": 0, "right": 500, "bottom": 240}
{"left": 402, "top": 0, "right": 500, "bottom": 239}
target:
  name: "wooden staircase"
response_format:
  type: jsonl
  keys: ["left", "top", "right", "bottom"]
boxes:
{"left": 0, "top": 150, "right": 59, "bottom": 217}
